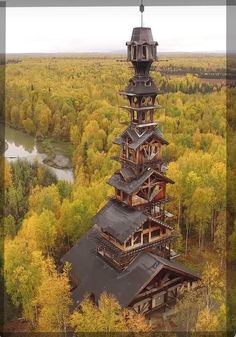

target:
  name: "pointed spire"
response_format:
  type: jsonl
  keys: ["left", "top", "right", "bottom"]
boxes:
{"left": 140, "top": 0, "right": 144, "bottom": 27}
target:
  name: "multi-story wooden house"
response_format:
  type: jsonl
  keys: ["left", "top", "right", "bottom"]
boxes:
{"left": 61, "top": 22, "right": 200, "bottom": 317}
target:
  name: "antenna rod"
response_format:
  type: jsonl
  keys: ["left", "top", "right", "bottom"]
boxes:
{"left": 140, "top": 0, "right": 144, "bottom": 27}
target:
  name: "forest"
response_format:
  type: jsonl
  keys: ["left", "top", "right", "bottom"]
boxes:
{"left": 2, "top": 54, "right": 235, "bottom": 333}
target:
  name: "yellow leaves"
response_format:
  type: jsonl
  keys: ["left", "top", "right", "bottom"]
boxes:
{"left": 86, "top": 148, "right": 106, "bottom": 174}
{"left": 19, "top": 214, "right": 39, "bottom": 252}
{"left": 81, "top": 120, "right": 107, "bottom": 153}
{"left": 3, "top": 160, "right": 12, "bottom": 189}
{"left": 5, "top": 230, "right": 72, "bottom": 328}
{"left": 185, "top": 171, "right": 201, "bottom": 191}
{"left": 5, "top": 237, "right": 45, "bottom": 322}
{"left": 190, "top": 186, "right": 214, "bottom": 222}
{"left": 192, "top": 128, "right": 202, "bottom": 145}
{"left": 98, "top": 293, "right": 127, "bottom": 332}
{"left": 22, "top": 118, "right": 36, "bottom": 135}
{"left": 59, "top": 198, "right": 82, "bottom": 242}
{"left": 70, "top": 125, "right": 80, "bottom": 146}
{"left": 195, "top": 308, "right": 219, "bottom": 331}
{"left": 35, "top": 102, "right": 52, "bottom": 135}
{"left": 70, "top": 298, "right": 100, "bottom": 333}
{"left": 35, "top": 257, "right": 72, "bottom": 332}
{"left": 123, "top": 308, "right": 151, "bottom": 333}
{"left": 70, "top": 293, "right": 150, "bottom": 333}
{"left": 17, "top": 210, "right": 57, "bottom": 255}
{"left": 29, "top": 184, "right": 61, "bottom": 216}
{"left": 201, "top": 262, "right": 225, "bottom": 305}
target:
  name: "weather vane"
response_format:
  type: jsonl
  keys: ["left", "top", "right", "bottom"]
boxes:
{"left": 140, "top": 0, "right": 144, "bottom": 27}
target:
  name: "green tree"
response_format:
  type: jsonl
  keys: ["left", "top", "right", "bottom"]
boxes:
{"left": 22, "top": 118, "right": 36, "bottom": 135}
{"left": 4, "top": 215, "right": 16, "bottom": 238}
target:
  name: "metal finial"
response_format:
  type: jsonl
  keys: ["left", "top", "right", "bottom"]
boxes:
{"left": 140, "top": 0, "right": 144, "bottom": 27}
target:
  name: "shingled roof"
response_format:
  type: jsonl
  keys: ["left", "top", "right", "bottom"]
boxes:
{"left": 61, "top": 228, "right": 200, "bottom": 308}
{"left": 113, "top": 126, "right": 168, "bottom": 148}
{"left": 93, "top": 199, "right": 148, "bottom": 243}
{"left": 120, "top": 167, "right": 136, "bottom": 182}
{"left": 108, "top": 168, "right": 174, "bottom": 195}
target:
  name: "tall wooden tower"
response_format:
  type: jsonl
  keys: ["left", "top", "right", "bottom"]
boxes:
{"left": 62, "top": 13, "right": 200, "bottom": 317}
{"left": 95, "top": 26, "right": 178, "bottom": 270}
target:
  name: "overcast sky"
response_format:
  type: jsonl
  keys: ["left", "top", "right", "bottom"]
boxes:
{"left": 6, "top": 6, "right": 226, "bottom": 54}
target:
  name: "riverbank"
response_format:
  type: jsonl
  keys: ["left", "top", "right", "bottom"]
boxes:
{"left": 4, "top": 125, "right": 75, "bottom": 182}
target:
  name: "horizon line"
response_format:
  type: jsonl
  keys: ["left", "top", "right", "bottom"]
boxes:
{"left": 6, "top": 51, "right": 227, "bottom": 56}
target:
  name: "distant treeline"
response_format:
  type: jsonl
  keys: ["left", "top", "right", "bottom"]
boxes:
{"left": 158, "top": 67, "right": 236, "bottom": 80}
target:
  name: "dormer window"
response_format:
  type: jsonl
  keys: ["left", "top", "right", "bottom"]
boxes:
{"left": 145, "top": 80, "right": 152, "bottom": 87}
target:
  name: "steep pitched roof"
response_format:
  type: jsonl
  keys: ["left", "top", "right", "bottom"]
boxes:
{"left": 61, "top": 229, "right": 200, "bottom": 308}
{"left": 93, "top": 199, "right": 148, "bottom": 243}
{"left": 108, "top": 168, "right": 174, "bottom": 195}
{"left": 113, "top": 126, "right": 168, "bottom": 148}
{"left": 130, "top": 128, "right": 168, "bottom": 149}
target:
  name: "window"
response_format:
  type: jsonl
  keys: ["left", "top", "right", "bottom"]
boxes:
{"left": 147, "top": 96, "right": 152, "bottom": 106}
{"left": 132, "top": 46, "right": 137, "bottom": 60}
{"left": 128, "top": 149, "right": 133, "bottom": 160}
{"left": 153, "top": 294, "right": 164, "bottom": 307}
{"left": 129, "top": 79, "right": 136, "bottom": 87}
{"left": 142, "top": 45, "right": 147, "bottom": 59}
{"left": 142, "top": 111, "right": 146, "bottom": 122}
{"left": 123, "top": 192, "right": 129, "bottom": 203}
{"left": 133, "top": 232, "right": 141, "bottom": 245}
{"left": 143, "top": 233, "right": 149, "bottom": 244}
{"left": 143, "top": 222, "right": 149, "bottom": 230}
{"left": 162, "top": 228, "right": 166, "bottom": 235}
{"left": 145, "top": 80, "right": 152, "bottom": 87}
{"left": 151, "top": 229, "right": 161, "bottom": 239}
{"left": 149, "top": 46, "right": 153, "bottom": 59}
{"left": 141, "top": 97, "right": 146, "bottom": 106}
{"left": 116, "top": 189, "right": 121, "bottom": 197}
{"left": 128, "top": 45, "right": 131, "bottom": 59}
{"left": 152, "top": 45, "right": 156, "bottom": 59}
{"left": 133, "top": 111, "right": 138, "bottom": 122}
{"left": 126, "top": 238, "right": 131, "bottom": 248}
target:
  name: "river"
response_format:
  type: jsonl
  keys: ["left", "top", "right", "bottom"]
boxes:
{"left": 3, "top": 126, "right": 74, "bottom": 183}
